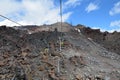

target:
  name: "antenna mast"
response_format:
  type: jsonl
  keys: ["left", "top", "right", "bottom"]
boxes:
{"left": 59, "top": 0, "right": 62, "bottom": 51}
{"left": 60, "top": 0, "right": 62, "bottom": 27}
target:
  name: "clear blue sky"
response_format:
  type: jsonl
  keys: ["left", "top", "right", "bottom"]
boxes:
{"left": 0, "top": 0, "right": 120, "bottom": 32}
{"left": 64, "top": 0, "right": 120, "bottom": 32}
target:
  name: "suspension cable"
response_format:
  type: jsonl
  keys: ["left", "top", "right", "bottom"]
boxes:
{"left": 0, "top": 14, "right": 23, "bottom": 26}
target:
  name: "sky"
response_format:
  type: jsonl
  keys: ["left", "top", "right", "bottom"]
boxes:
{"left": 0, "top": 0, "right": 120, "bottom": 32}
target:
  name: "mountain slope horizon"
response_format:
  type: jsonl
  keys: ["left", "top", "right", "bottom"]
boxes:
{"left": 0, "top": 23, "right": 120, "bottom": 80}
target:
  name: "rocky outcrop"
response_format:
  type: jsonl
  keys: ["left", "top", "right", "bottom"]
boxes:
{"left": 76, "top": 25, "right": 120, "bottom": 55}
{"left": 0, "top": 24, "right": 120, "bottom": 80}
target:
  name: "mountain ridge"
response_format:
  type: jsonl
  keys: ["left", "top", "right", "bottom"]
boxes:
{"left": 0, "top": 23, "right": 120, "bottom": 80}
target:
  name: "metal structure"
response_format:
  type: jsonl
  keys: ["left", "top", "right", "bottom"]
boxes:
{"left": 59, "top": 0, "right": 62, "bottom": 51}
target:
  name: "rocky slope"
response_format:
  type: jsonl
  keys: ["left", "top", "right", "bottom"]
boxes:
{"left": 76, "top": 25, "right": 120, "bottom": 55}
{"left": 0, "top": 23, "right": 120, "bottom": 80}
